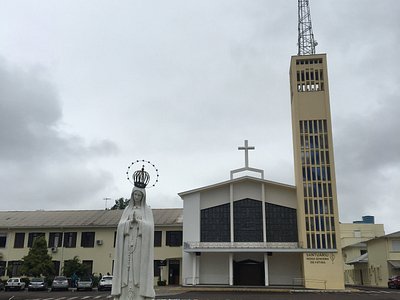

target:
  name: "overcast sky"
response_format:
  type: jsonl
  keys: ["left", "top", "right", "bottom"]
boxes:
{"left": 0, "top": 0, "right": 399, "bottom": 233}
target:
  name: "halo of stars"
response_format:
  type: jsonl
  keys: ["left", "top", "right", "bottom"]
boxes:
{"left": 126, "top": 160, "right": 159, "bottom": 188}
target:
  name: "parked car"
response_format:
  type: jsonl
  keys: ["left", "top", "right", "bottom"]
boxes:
{"left": 0, "top": 281, "right": 4, "bottom": 291}
{"left": 51, "top": 276, "right": 69, "bottom": 291}
{"left": 5, "top": 278, "right": 26, "bottom": 291}
{"left": 98, "top": 275, "right": 113, "bottom": 291}
{"left": 388, "top": 275, "right": 400, "bottom": 289}
{"left": 76, "top": 276, "right": 93, "bottom": 291}
{"left": 28, "top": 278, "right": 48, "bottom": 291}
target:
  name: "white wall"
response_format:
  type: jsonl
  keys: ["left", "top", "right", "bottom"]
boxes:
{"left": 265, "top": 184, "right": 297, "bottom": 209}
{"left": 268, "top": 252, "right": 302, "bottom": 285}
{"left": 233, "top": 181, "right": 262, "bottom": 202}
{"left": 182, "top": 192, "right": 200, "bottom": 285}
{"left": 200, "top": 186, "right": 230, "bottom": 209}
{"left": 199, "top": 252, "right": 229, "bottom": 285}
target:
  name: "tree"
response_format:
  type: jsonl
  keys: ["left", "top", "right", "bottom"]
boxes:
{"left": 62, "top": 256, "right": 89, "bottom": 277}
{"left": 110, "top": 197, "right": 129, "bottom": 210}
{"left": 20, "top": 236, "right": 55, "bottom": 277}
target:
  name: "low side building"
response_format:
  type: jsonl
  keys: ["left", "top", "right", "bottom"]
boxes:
{"left": 345, "top": 231, "right": 400, "bottom": 287}
{"left": 0, "top": 209, "right": 183, "bottom": 285}
{"left": 367, "top": 232, "right": 400, "bottom": 287}
{"left": 340, "top": 221, "right": 385, "bottom": 285}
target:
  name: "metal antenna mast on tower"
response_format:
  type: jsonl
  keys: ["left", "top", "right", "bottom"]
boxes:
{"left": 297, "top": 0, "right": 318, "bottom": 55}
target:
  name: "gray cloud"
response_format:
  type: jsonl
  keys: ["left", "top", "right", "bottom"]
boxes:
{"left": 0, "top": 1, "right": 399, "bottom": 233}
{"left": 0, "top": 58, "right": 118, "bottom": 210}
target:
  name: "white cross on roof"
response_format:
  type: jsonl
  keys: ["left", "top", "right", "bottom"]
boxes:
{"left": 238, "top": 140, "right": 255, "bottom": 168}
{"left": 230, "top": 139, "right": 264, "bottom": 180}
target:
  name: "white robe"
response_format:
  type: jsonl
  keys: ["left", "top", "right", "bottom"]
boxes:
{"left": 111, "top": 187, "right": 155, "bottom": 300}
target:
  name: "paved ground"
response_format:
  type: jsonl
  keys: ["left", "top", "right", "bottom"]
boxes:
{"left": 1, "top": 286, "right": 400, "bottom": 300}
{"left": 155, "top": 286, "right": 400, "bottom": 300}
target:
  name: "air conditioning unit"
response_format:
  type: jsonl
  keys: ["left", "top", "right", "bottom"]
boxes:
{"left": 51, "top": 247, "right": 58, "bottom": 253}
{"left": 96, "top": 240, "right": 103, "bottom": 245}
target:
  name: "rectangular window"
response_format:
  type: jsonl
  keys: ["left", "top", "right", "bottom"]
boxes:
{"left": 82, "top": 260, "right": 93, "bottom": 274}
{"left": 327, "top": 235, "right": 332, "bottom": 248}
{"left": 113, "top": 231, "right": 117, "bottom": 248}
{"left": 81, "top": 232, "right": 95, "bottom": 248}
{"left": 304, "top": 200, "right": 308, "bottom": 214}
{"left": 7, "top": 261, "right": 23, "bottom": 277}
{"left": 48, "top": 232, "right": 63, "bottom": 248}
{"left": 325, "top": 217, "right": 330, "bottom": 231}
{"left": 0, "top": 261, "right": 6, "bottom": 276}
{"left": 331, "top": 217, "right": 335, "bottom": 231}
{"left": 0, "top": 233, "right": 6, "bottom": 248}
{"left": 315, "top": 216, "right": 320, "bottom": 231}
{"left": 14, "top": 233, "right": 25, "bottom": 248}
{"left": 154, "top": 231, "right": 162, "bottom": 247}
{"left": 316, "top": 234, "right": 321, "bottom": 248}
{"left": 63, "top": 232, "right": 77, "bottom": 248}
{"left": 166, "top": 231, "right": 182, "bottom": 247}
{"left": 321, "top": 234, "right": 326, "bottom": 248}
{"left": 27, "top": 232, "right": 45, "bottom": 247}
{"left": 53, "top": 261, "right": 61, "bottom": 275}
{"left": 392, "top": 240, "right": 400, "bottom": 252}
{"left": 309, "top": 199, "right": 314, "bottom": 214}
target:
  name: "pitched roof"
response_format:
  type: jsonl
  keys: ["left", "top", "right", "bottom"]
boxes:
{"left": 0, "top": 208, "right": 183, "bottom": 229}
{"left": 346, "top": 253, "right": 368, "bottom": 265}
{"left": 179, "top": 175, "right": 295, "bottom": 197}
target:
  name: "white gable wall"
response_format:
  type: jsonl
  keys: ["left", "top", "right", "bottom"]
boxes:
{"left": 233, "top": 181, "right": 262, "bottom": 202}
{"left": 200, "top": 185, "right": 230, "bottom": 209}
{"left": 265, "top": 183, "right": 297, "bottom": 209}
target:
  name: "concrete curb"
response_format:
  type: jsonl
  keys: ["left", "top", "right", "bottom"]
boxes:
{"left": 155, "top": 286, "right": 360, "bottom": 296}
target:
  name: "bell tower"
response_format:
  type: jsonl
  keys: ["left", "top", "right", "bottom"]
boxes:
{"left": 290, "top": 0, "right": 344, "bottom": 289}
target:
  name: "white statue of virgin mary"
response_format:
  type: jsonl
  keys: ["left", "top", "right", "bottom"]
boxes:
{"left": 111, "top": 167, "right": 155, "bottom": 300}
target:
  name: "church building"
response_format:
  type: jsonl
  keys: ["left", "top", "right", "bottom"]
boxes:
{"left": 180, "top": 57, "right": 344, "bottom": 291}
{"left": 180, "top": 7, "right": 345, "bottom": 286}
{"left": 179, "top": 149, "right": 303, "bottom": 287}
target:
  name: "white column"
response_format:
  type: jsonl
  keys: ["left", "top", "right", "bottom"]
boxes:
{"left": 192, "top": 253, "right": 197, "bottom": 286}
{"left": 264, "top": 253, "right": 269, "bottom": 286}
{"left": 261, "top": 183, "right": 266, "bottom": 242}
{"left": 229, "top": 253, "right": 233, "bottom": 286}
{"left": 230, "top": 183, "right": 234, "bottom": 242}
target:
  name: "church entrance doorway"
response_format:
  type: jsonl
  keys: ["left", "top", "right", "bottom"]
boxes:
{"left": 233, "top": 259, "right": 264, "bottom": 286}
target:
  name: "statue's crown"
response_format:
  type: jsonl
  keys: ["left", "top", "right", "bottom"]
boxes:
{"left": 133, "top": 165, "right": 150, "bottom": 188}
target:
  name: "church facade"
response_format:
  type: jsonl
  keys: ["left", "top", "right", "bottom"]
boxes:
{"left": 180, "top": 176, "right": 302, "bottom": 287}
{"left": 180, "top": 54, "right": 344, "bottom": 289}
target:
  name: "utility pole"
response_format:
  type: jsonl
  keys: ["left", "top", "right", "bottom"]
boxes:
{"left": 297, "top": 0, "right": 318, "bottom": 55}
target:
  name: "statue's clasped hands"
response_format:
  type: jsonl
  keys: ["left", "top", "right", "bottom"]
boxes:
{"left": 130, "top": 212, "right": 142, "bottom": 227}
